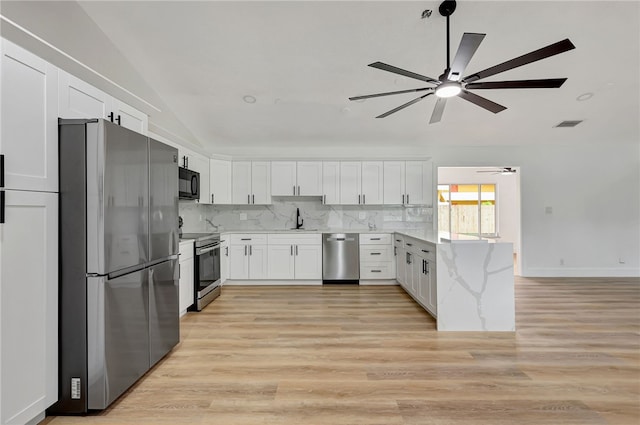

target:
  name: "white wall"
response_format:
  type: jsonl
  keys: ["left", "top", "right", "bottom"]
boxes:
{"left": 427, "top": 143, "right": 639, "bottom": 277}
{"left": 438, "top": 167, "right": 520, "bottom": 258}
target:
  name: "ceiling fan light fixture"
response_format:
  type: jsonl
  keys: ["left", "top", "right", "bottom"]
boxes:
{"left": 435, "top": 82, "right": 461, "bottom": 98}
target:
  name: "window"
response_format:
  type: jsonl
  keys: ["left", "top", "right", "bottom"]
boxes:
{"left": 438, "top": 184, "right": 497, "bottom": 237}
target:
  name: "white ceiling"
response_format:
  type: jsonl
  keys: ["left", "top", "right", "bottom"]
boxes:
{"left": 4, "top": 1, "right": 640, "bottom": 156}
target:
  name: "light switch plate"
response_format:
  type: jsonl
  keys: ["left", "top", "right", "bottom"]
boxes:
{"left": 240, "top": 213, "right": 247, "bottom": 221}
{"left": 359, "top": 212, "right": 366, "bottom": 219}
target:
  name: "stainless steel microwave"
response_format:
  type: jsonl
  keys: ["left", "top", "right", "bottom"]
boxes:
{"left": 179, "top": 167, "right": 200, "bottom": 200}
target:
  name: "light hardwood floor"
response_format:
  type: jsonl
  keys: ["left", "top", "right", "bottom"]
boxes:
{"left": 43, "top": 278, "right": 640, "bottom": 425}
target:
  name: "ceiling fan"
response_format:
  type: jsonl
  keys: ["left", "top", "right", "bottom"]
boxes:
{"left": 349, "top": 0, "right": 575, "bottom": 123}
{"left": 477, "top": 167, "right": 517, "bottom": 175}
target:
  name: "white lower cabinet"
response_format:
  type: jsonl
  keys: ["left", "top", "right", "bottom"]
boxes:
{"left": 220, "top": 237, "right": 230, "bottom": 284}
{"left": 229, "top": 234, "right": 268, "bottom": 279}
{"left": 359, "top": 233, "right": 395, "bottom": 280}
{"left": 267, "top": 234, "right": 322, "bottom": 280}
{"left": 0, "top": 190, "right": 58, "bottom": 425}
{"left": 396, "top": 234, "right": 437, "bottom": 319}
{"left": 178, "top": 241, "right": 194, "bottom": 315}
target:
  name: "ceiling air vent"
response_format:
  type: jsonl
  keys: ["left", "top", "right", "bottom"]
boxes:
{"left": 554, "top": 120, "right": 583, "bottom": 128}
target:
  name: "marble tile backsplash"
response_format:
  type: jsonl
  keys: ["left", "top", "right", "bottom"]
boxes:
{"left": 179, "top": 197, "right": 433, "bottom": 233}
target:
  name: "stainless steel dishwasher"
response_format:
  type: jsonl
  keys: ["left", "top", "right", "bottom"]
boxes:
{"left": 323, "top": 233, "right": 360, "bottom": 283}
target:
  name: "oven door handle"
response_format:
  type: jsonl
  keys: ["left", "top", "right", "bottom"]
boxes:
{"left": 196, "top": 244, "right": 221, "bottom": 255}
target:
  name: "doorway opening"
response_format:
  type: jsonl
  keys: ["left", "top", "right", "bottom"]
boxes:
{"left": 436, "top": 166, "right": 522, "bottom": 275}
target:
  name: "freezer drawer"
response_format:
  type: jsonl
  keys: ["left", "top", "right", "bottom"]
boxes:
{"left": 87, "top": 270, "right": 150, "bottom": 410}
{"left": 149, "top": 259, "right": 180, "bottom": 366}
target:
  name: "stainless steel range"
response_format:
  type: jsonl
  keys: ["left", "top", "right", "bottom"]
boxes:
{"left": 181, "top": 233, "right": 221, "bottom": 310}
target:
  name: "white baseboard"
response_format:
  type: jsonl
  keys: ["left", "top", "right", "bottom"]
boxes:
{"left": 224, "top": 280, "right": 322, "bottom": 286}
{"left": 522, "top": 267, "right": 640, "bottom": 278}
{"left": 359, "top": 279, "right": 399, "bottom": 286}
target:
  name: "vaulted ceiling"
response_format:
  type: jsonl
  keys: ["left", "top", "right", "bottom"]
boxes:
{"left": 2, "top": 1, "right": 638, "bottom": 156}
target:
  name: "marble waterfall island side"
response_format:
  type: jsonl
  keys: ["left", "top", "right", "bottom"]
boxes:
{"left": 436, "top": 241, "right": 515, "bottom": 331}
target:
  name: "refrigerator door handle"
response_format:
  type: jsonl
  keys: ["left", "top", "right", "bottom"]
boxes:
{"left": 0, "top": 191, "right": 4, "bottom": 224}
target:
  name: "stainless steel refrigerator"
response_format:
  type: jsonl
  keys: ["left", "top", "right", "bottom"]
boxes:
{"left": 52, "top": 119, "right": 180, "bottom": 413}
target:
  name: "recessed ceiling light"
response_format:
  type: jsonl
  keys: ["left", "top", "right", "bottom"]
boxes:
{"left": 554, "top": 120, "right": 583, "bottom": 128}
{"left": 243, "top": 95, "right": 256, "bottom": 104}
{"left": 576, "top": 92, "right": 593, "bottom": 101}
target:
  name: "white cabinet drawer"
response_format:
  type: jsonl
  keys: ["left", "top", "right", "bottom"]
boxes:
{"left": 267, "top": 233, "right": 321, "bottom": 245}
{"left": 179, "top": 241, "right": 194, "bottom": 260}
{"left": 360, "top": 233, "right": 392, "bottom": 245}
{"left": 360, "top": 245, "right": 393, "bottom": 262}
{"left": 229, "top": 233, "right": 268, "bottom": 245}
{"left": 416, "top": 243, "right": 436, "bottom": 261}
{"left": 360, "top": 263, "right": 394, "bottom": 279}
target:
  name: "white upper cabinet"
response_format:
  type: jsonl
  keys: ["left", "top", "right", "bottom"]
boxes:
{"left": 383, "top": 161, "right": 405, "bottom": 205}
{"left": 383, "top": 160, "right": 433, "bottom": 205}
{"left": 1, "top": 39, "right": 58, "bottom": 193}
{"left": 361, "top": 161, "right": 383, "bottom": 205}
{"left": 296, "top": 161, "right": 322, "bottom": 196}
{"left": 322, "top": 161, "right": 340, "bottom": 205}
{"left": 405, "top": 160, "right": 433, "bottom": 206}
{"left": 271, "top": 161, "right": 297, "bottom": 196}
{"left": 232, "top": 161, "right": 271, "bottom": 205}
{"left": 58, "top": 70, "right": 148, "bottom": 135}
{"left": 210, "top": 159, "right": 232, "bottom": 204}
{"left": 339, "top": 161, "right": 361, "bottom": 205}
{"left": 271, "top": 161, "right": 322, "bottom": 196}
{"left": 339, "top": 161, "right": 383, "bottom": 205}
{"left": 111, "top": 98, "right": 148, "bottom": 135}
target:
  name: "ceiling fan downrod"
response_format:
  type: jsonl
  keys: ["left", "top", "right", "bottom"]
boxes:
{"left": 439, "top": 0, "right": 457, "bottom": 70}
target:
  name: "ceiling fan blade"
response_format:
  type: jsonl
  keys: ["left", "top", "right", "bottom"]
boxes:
{"left": 462, "top": 39, "right": 576, "bottom": 83}
{"left": 429, "top": 98, "right": 447, "bottom": 124}
{"left": 349, "top": 87, "right": 432, "bottom": 101}
{"left": 369, "top": 62, "right": 439, "bottom": 84}
{"left": 458, "top": 90, "right": 507, "bottom": 114}
{"left": 376, "top": 93, "right": 433, "bottom": 118}
{"left": 448, "top": 33, "right": 486, "bottom": 81}
{"left": 466, "top": 78, "right": 567, "bottom": 90}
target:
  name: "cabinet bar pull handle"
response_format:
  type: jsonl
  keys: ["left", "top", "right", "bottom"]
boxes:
{"left": 396, "top": 239, "right": 401, "bottom": 242}
{"left": 421, "top": 249, "right": 430, "bottom": 253}
{"left": 371, "top": 270, "right": 381, "bottom": 273}
{"left": 250, "top": 245, "right": 252, "bottom": 255}
{"left": 298, "top": 186, "right": 300, "bottom": 196}
{"left": 291, "top": 245, "right": 293, "bottom": 256}
{"left": 293, "top": 186, "right": 296, "bottom": 195}
{"left": 323, "top": 194, "right": 326, "bottom": 204}
{"left": 225, "top": 247, "right": 228, "bottom": 256}
{"left": 116, "top": 115, "right": 121, "bottom": 125}
{"left": 370, "top": 252, "right": 381, "bottom": 255}
{"left": 248, "top": 194, "right": 250, "bottom": 204}
{"left": 295, "top": 245, "right": 298, "bottom": 256}
{"left": 394, "top": 246, "right": 397, "bottom": 256}
{"left": 423, "top": 260, "right": 426, "bottom": 274}
{"left": 402, "top": 194, "right": 405, "bottom": 204}
{"left": 0, "top": 155, "right": 4, "bottom": 188}
{"left": 108, "top": 112, "right": 114, "bottom": 122}
{"left": 0, "top": 191, "right": 5, "bottom": 224}
{"left": 358, "top": 194, "right": 361, "bottom": 204}
{"left": 363, "top": 194, "right": 366, "bottom": 204}
{"left": 370, "top": 238, "right": 381, "bottom": 240}
{"left": 244, "top": 245, "right": 247, "bottom": 256}
{"left": 407, "top": 194, "right": 409, "bottom": 204}
{"left": 212, "top": 194, "right": 214, "bottom": 203}
{"left": 406, "top": 243, "right": 413, "bottom": 246}
{"left": 252, "top": 194, "right": 255, "bottom": 204}
{"left": 240, "top": 238, "right": 251, "bottom": 241}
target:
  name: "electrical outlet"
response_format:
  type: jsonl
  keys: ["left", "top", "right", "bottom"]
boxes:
{"left": 619, "top": 258, "right": 626, "bottom": 264}
{"left": 359, "top": 212, "right": 366, "bottom": 220}
{"left": 240, "top": 213, "right": 247, "bottom": 221}
{"left": 545, "top": 206, "right": 553, "bottom": 214}
{"left": 199, "top": 214, "right": 203, "bottom": 221}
